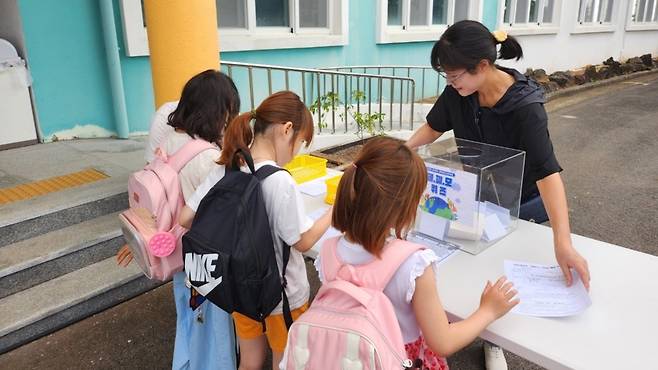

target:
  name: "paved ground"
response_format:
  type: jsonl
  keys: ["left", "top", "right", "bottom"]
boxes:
{"left": 1, "top": 73, "right": 657, "bottom": 369}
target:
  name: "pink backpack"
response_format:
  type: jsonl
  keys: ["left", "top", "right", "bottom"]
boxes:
{"left": 281, "top": 237, "right": 424, "bottom": 370}
{"left": 119, "top": 139, "right": 214, "bottom": 281}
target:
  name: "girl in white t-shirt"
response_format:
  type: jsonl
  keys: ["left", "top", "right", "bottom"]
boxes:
{"left": 314, "top": 137, "right": 519, "bottom": 370}
{"left": 179, "top": 91, "right": 332, "bottom": 370}
{"left": 162, "top": 70, "right": 240, "bottom": 370}
{"left": 118, "top": 70, "right": 241, "bottom": 370}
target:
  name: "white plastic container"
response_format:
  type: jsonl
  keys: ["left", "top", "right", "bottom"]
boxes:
{"left": 0, "top": 38, "right": 37, "bottom": 148}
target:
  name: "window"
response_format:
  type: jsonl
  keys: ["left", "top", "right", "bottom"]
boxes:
{"left": 630, "top": 0, "right": 658, "bottom": 23}
{"left": 502, "top": 0, "right": 557, "bottom": 26}
{"left": 377, "top": 0, "right": 482, "bottom": 43}
{"left": 119, "top": 0, "right": 348, "bottom": 56}
{"left": 572, "top": 0, "right": 617, "bottom": 34}
{"left": 577, "top": 0, "right": 614, "bottom": 25}
{"left": 626, "top": 0, "right": 658, "bottom": 30}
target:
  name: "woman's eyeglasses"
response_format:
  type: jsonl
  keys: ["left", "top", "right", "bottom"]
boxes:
{"left": 438, "top": 69, "right": 467, "bottom": 83}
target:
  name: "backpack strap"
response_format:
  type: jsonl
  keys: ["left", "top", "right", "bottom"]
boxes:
{"left": 321, "top": 237, "right": 425, "bottom": 291}
{"left": 254, "top": 163, "right": 295, "bottom": 329}
{"left": 167, "top": 139, "right": 216, "bottom": 173}
{"left": 254, "top": 164, "right": 288, "bottom": 180}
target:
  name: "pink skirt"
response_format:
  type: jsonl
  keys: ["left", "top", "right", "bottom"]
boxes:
{"left": 404, "top": 336, "right": 449, "bottom": 370}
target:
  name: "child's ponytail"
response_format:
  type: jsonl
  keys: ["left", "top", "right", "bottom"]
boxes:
{"left": 218, "top": 111, "right": 254, "bottom": 169}
{"left": 332, "top": 137, "right": 427, "bottom": 256}
{"left": 218, "top": 91, "right": 314, "bottom": 169}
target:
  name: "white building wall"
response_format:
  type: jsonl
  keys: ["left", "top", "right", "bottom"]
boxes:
{"left": 622, "top": 30, "right": 658, "bottom": 60}
{"left": 496, "top": 1, "right": 658, "bottom": 73}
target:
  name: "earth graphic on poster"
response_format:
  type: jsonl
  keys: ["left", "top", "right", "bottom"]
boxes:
{"left": 420, "top": 194, "right": 458, "bottom": 221}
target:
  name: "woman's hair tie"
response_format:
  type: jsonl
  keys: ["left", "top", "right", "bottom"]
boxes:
{"left": 492, "top": 30, "right": 507, "bottom": 44}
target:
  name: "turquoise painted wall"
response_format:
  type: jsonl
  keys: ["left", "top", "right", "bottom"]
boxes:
{"left": 18, "top": 0, "right": 117, "bottom": 139}
{"left": 483, "top": 0, "right": 499, "bottom": 30}
{"left": 18, "top": 0, "right": 499, "bottom": 138}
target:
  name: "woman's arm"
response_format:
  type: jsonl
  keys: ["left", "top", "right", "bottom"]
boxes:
{"left": 536, "top": 173, "right": 590, "bottom": 289}
{"left": 406, "top": 123, "right": 443, "bottom": 149}
{"left": 292, "top": 207, "right": 332, "bottom": 253}
{"left": 412, "top": 267, "right": 518, "bottom": 357}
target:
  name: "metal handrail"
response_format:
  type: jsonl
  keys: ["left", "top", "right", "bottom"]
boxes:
{"left": 322, "top": 65, "right": 441, "bottom": 102}
{"left": 221, "top": 61, "right": 418, "bottom": 133}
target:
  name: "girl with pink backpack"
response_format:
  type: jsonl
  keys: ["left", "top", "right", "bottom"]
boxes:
{"left": 118, "top": 70, "right": 241, "bottom": 370}
{"left": 284, "top": 137, "right": 519, "bottom": 369}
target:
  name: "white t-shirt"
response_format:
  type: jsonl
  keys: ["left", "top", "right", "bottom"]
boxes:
{"left": 314, "top": 236, "right": 439, "bottom": 344}
{"left": 162, "top": 131, "right": 221, "bottom": 201}
{"left": 145, "top": 101, "right": 178, "bottom": 163}
{"left": 187, "top": 160, "right": 314, "bottom": 314}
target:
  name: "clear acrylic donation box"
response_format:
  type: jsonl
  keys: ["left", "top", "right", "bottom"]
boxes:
{"left": 414, "top": 138, "right": 525, "bottom": 255}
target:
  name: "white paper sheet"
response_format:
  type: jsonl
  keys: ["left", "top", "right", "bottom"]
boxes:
{"left": 504, "top": 260, "right": 592, "bottom": 317}
{"left": 307, "top": 207, "right": 342, "bottom": 247}
{"left": 407, "top": 231, "right": 458, "bottom": 264}
{"left": 299, "top": 179, "right": 327, "bottom": 197}
{"left": 416, "top": 212, "right": 449, "bottom": 241}
{"left": 483, "top": 213, "right": 506, "bottom": 242}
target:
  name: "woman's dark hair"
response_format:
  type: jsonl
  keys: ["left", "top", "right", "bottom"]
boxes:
{"left": 431, "top": 20, "right": 523, "bottom": 72}
{"left": 167, "top": 69, "right": 240, "bottom": 144}
{"left": 219, "top": 91, "right": 314, "bottom": 169}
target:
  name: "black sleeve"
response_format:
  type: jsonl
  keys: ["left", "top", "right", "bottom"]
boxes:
{"left": 426, "top": 88, "right": 453, "bottom": 133}
{"left": 516, "top": 103, "right": 563, "bottom": 183}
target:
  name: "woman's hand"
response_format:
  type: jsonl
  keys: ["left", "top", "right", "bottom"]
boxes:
{"left": 116, "top": 244, "right": 133, "bottom": 267}
{"left": 479, "top": 277, "right": 519, "bottom": 320}
{"left": 555, "top": 241, "right": 590, "bottom": 290}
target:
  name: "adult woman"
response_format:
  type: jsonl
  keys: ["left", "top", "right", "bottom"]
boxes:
{"left": 406, "top": 21, "right": 590, "bottom": 368}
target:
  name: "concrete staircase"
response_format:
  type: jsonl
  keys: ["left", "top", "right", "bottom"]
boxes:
{"left": 0, "top": 139, "right": 161, "bottom": 354}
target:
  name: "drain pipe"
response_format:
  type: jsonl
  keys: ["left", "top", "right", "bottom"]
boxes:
{"left": 99, "top": 0, "right": 129, "bottom": 139}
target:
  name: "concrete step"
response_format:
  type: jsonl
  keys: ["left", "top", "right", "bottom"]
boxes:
{"left": 0, "top": 212, "right": 125, "bottom": 299}
{"left": 0, "top": 257, "right": 161, "bottom": 354}
{"left": 0, "top": 176, "right": 128, "bottom": 248}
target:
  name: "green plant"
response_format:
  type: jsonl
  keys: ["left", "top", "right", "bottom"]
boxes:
{"left": 309, "top": 91, "right": 340, "bottom": 130}
{"left": 311, "top": 90, "right": 386, "bottom": 139}
{"left": 343, "top": 90, "right": 385, "bottom": 140}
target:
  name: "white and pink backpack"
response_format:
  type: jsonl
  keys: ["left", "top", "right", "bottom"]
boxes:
{"left": 281, "top": 237, "right": 424, "bottom": 370}
{"left": 119, "top": 139, "right": 214, "bottom": 281}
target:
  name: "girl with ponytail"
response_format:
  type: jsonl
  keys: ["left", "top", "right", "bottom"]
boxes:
{"left": 315, "top": 137, "right": 518, "bottom": 370}
{"left": 179, "top": 91, "right": 332, "bottom": 370}
{"left": 406, "top": 20, "right": 590, "bottom": 369}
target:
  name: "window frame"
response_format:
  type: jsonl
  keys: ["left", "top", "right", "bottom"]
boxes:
{"left": 376, "top": 0, "right": 483, "bottom": 44}
{"left": 119, "top": 0, "right": 348, "bottom": 57}
{"left": 497, "top": 0, "right": 562, "bottom": 36}
{"left": 571, "top": 0, "right": 618, "bottom": 34}
{"left": 626, "top": 0, "right": 658, "bottom": 31}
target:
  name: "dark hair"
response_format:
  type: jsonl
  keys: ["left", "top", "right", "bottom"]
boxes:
{"left": 332, "top": 137, "right": 427, "bottom": 257}
{"left": 219, "top": 91, "right": 314, "bottom": 169}
{"left": 431, "top": 20, "right": 523, "bottom": 72}
{"left": 167, "top": 69, "right": 240, "bottom": 144}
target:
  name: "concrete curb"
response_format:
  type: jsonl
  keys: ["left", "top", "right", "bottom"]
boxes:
{"left": 545, "top": 69, "right": 658, "bottom": 102}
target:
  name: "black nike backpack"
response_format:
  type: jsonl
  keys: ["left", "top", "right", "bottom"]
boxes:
{"left": 182, "top": 149, "right": 293, "bottom": 329}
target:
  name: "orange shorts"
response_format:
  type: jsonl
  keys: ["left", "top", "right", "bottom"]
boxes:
{"left": 232, "top": 303, "right": 308, "bottom": 353}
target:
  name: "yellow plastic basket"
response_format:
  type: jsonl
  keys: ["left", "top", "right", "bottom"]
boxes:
{"left": 284, "top": 155, "right": 327, "bottom": 184}
{"left": 324, "top": 175, "right": 342, "bottom": 205}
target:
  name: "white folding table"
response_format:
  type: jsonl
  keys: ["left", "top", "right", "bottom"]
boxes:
{"left": 303, "top": 188, "right": 658, "bottom": 370}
